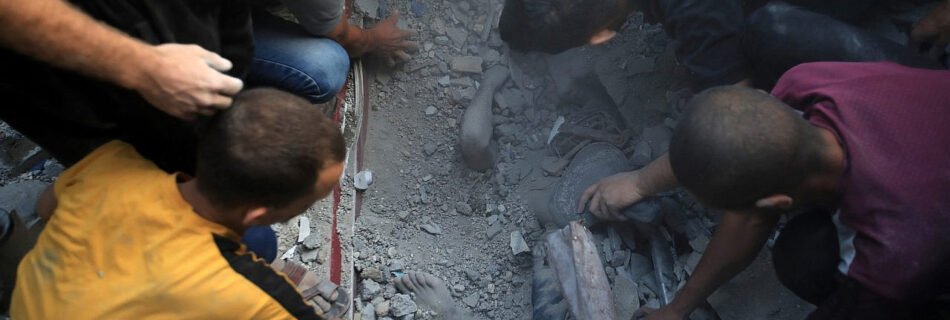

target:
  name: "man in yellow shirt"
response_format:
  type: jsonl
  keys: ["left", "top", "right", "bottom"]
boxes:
{"left": 11, "top": 88, "right": 349, "bottom": 319}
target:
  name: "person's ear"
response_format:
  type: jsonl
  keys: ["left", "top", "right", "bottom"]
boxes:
{"left": 589, "top": 29, "right": 617, "bottom": 45}
{"left": 242, "top": 207, "right": 269, "bottom": 227}
{"left": 754, "top": 194, "right": 794, "bottom": 210}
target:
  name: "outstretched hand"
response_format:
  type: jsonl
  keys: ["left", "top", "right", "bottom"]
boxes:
{"left": 911, "top": 2, "right": 950, "bottom": 59}
{"left": 577, "top": 171, "right": 647, "bottom": 221}
{"left": 369, "top": 11, "right": 417, "bottom": 66}
{"left": 133, "top": 44, "right": 243, "bottom": 120}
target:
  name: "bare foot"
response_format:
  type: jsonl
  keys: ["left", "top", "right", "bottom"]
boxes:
{"left": 394, "top": 272, "right": 469, "bottom": 319}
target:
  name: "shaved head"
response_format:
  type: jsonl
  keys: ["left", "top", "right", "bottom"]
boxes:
{"left": 669, "top": 86, "right": 824, "bottom": 210}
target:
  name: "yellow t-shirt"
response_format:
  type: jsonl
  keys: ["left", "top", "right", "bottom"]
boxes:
{"left": 11, "top": 141, "right": 321, "bottom": 319}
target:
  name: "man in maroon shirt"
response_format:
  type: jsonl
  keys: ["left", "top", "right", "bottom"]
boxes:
{"left": 579, "top": 62, "right": 950, "bottom": 319}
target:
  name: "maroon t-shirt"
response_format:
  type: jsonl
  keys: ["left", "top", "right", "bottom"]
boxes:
{"left": 773, "top": 62, "right": 950, "bottom": 301}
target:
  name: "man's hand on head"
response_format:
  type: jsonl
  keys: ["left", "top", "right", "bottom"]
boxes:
{"left": 368, "top": 11, "right": 416, "bottom": 66}
{"left": 131, "top": 44, "right": 244, "bottom": 120}
{"left": 577, "top": 171, "right": 648, "bottom": 221}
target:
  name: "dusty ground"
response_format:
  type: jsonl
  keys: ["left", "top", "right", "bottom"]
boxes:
{"left": 343, "top": 0, "right": 815, "bottom": 318}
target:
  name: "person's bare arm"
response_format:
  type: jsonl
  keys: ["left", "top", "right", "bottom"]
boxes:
{"left": 325, "top": 12, "right": 415, "bottom": 64}
{"left": 578, "top": 154, "right": 679, "bottom": 220}
{"left": 0, "top": 0, "right": 243, "bottom": 120}
{"left": 36, "top": 185, "right": 57, "bottom": 221}
{"left": 645, "top": 210, "right": 780, "bottom": 319}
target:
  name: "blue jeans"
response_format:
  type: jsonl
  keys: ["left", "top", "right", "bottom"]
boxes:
{"left": 248, "top": 12, "right": 350, "bottom": 104}
{"left": 243, "top": 225, "right": 278, "bottom": 262}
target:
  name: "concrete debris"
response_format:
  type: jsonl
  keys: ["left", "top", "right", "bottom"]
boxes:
{"left": 280, "top": 245, "right": 297, "bottom": 260}
{"left": 486, "top": 224, "right": 503, "bottom": 240}
{"left": 631, "top": 140, "right": 652, "bottom": 168}
{"left": 450, "top": 56, "right": 484, "bottom": 74}
{"left": 422, "top": 142, "right": 437, "bottom": 156}
{"left": 420, "top": 222, "right": 443, "bottom": 235}
{"left": 437, "top": 75, "right": 450, "bottom": 87}
{"left": 296, "top": 216, "right": 311, "bottom": 243}
{"left": 390, "top": 294, "right": 418, "bottom": 317}
{"left": 302, "top": 233, "right": 321, "bottom": 250}
{"left": 689, "top": 234, "right": 710, "bottom": 253}
{"left": 355, "top": 171, "right": 375, "bottom": 191}
{"left": 424, "top": 106, "right": 438, "bottom": 116}
{"left": 375, "top": 300, "right": 391, "bottom": 317}
{"left": 0, "top": 180, "right": 47, "bottom": 225}
{"left": 355, "top": 0, "right": 379, "bottom": 19}
{"left": 362, "top": 303, "right": 377, "bottom": 320}
{"left": 446, "top": 27, "right": 467, "bottom": 48}
{"left": 463, "top": 293, "right": 479, "bottom": 308}
{"left": 362, "top": 267, "right": 384, "bottom": 282}
{"left": 613, "top": 269, "right": 641, "bottom": 320}
{"left": 509, "top": 231, "right": 530, "bottom": 255}
{"left": 301, "top": 247, "right": 320, "bottom": 262}
{"left": 641, "top": 125, "right": 673, "bottom": 157}
{"left": 362, "top": 280, "right": 383, "bottom": 300}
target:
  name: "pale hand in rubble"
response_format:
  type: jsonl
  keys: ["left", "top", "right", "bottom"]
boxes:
{"left": 578, "top": 170, "right": 647, "bottom": 221}
{"left": 369, "top": 11, "right": 417, "bottom": 66}
{"left": 131, "top": 44, "right": 243, "bottom": 120}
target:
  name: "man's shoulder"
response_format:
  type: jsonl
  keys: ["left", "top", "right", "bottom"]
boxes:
{"left": 205, "top": 235, "right": 324, "bottom": 320}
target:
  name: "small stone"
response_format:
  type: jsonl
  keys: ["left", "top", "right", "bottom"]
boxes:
{"left": 397, "top": 210, "right": 411, "bottom": 221}
{"left": 423, "top": 143, "right": 437, "bottom": 156}
{"left": 450, "top": 56, "right": 483, "bottom": 74}
{"left": 420, "top": 223, "right": 443, "bottom": 235}
{"left": 455, "top": 202, "right": 473, "bottom": 215}
{"left": 486, "top": 224, "right": 503, "bottom": 240}
{"left": 509, "top": 231, "right": 530, "bottom": 255}
{"left": 362, "top": 303, "right": 378, "bottom": 320}
{"left": 610, "top": 250, "right": 630, "bottom": 267}
{"left": 450, "top": 77, "right": 474, "bottom": 87}
{"left": 388, "top": 259, "right": 404, "bottom": 273}
{"left": 361, "top": 280, "right": 383, "bottom": 300}
{"left": 462, "top": 293, "right": 479, "bottom": 308}
{"left": 390, "top": 294, "right": 418, "bottom": 317}
{"left": 453, "top": 284, "right": 465, "bottom": 293}
{"left": 689, "top": 234, "right": 710, "bottom": 253}
{"left": 434, "top": 36, "right": 450, "bottom": 46}
{"left": 362, "top": 267, "right": 384, "bottom": 282}
{"left": 301, "top": 248, "right": 320, "bottom": 262}
{"left": 437, "top": 75, "right": 450, "bottom": 87}
{"left": 375, "top": 300, "right": 391, "bottom": 317}
{"left": 446, "top": 27, "right": 467, "bottom": 48}
{"left": 630, "top": 140, "right": 652, "bottom": 168}
{"left": 355, "top": 171, "right": 374, "bottom": 191}
{"left": 424, "top": 106, "right": 438, "bottom": 116}
{"left": 302, "top": 233, "right": 322, "bottom": 250}
{"left": 355, "top": 0, "right": 379, "bottom": 18}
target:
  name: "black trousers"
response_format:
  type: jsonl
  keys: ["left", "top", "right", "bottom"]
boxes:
{"left": 741, "top": 2, "right": 943, "bottom": 90}
{"left": 772, "top": 210, "right": 950, "bottom": 319}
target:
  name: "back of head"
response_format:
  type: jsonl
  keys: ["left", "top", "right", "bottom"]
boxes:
{"left": 196, "top": 88, "right": 345, "bottom": 211}
{"left": 499, "top": 0, "right": 625, "bottom": 54}
{"left": 669, "top": 86, "right": 821, "bottom": 210}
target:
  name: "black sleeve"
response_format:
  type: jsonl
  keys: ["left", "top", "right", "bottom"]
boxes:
{"left": 218, "top": 0, "right": 254, "bottom": 78}
{"left": 637, "top": 0, "right": 751, "bottom": 89}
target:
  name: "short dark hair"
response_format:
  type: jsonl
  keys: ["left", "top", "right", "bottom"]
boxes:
{"left": 499, "top": 0, "right": 625, "bottom": 54}
{"left": 196, "top": 88, "right": 345, "bottom": 210}
{"left": 668, "top": 86, "right": 823, "bottom": 210}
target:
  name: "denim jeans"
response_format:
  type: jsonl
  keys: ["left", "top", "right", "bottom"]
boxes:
{"left": 248, "top": 12, "right": 350, "bottom": 104}
{"left": 242, "top": 225, "right": 278, "bottom": 262}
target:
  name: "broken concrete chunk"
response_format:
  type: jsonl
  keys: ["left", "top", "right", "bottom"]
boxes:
{"left": 362, "top": 303, "right": 377, "bottom": 320}
{"left": 355, "top": 0, "right": 379, "bottom": 18}
{"left": 450, "top": 56, "right": 484, "bottom": 74}
{"left": 463, "top": 293, "right": 479, "bottom": 308}
{"left": 297, "top": 216, "right": 311, "bottom": 243}
{"left": 486, "top": 224, "right": 504, "bottom": 240}
{"left": 302, "top": 233, "right": 322, "bottom": 250}
{"left": 423, "top": 143, "right": 437, "bottom": 156}
{"left": 390, "top": 294, "right": 418, "bottom": 317}
{"left": 689, "top": 234, "right": 710, "bottom": 253}
{"left": 420, "top": 223, "right": 443, "bottom": 235}
{"left": 510, "top": 231, "right": 530, "bottom": 255}
{"left": 362, "top": 280, "right": 383, "bottom": 300}
{"left": 374, "top": 300, "right": 390, "bottom": 317}
{"left": 446, "top": 26, "right": 468, "bottom": 48}
{"left": 355, "top": 171, "right": 375, "bottom": 191}
{"left": 301, "top": 249, "right": 319, "bottom": 262}
{"left": 455, "top": 202, "right": 473, "bottom": 215}
{"left": 424, "top": 106, "right": 438, "bottom": 116}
